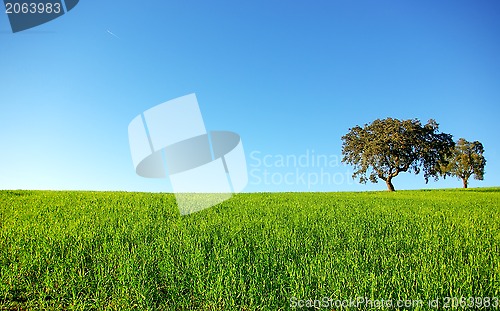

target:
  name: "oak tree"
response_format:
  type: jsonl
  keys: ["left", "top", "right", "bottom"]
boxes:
{"left": 341, "top": 118, "right": 454, "bottom": 191}
{"left": 442, "top": 138, "right": 486, "bottom": 188}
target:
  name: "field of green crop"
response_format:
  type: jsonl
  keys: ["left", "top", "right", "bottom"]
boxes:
{"left": 0, "top": 189, "right": 499, "bottom": 310}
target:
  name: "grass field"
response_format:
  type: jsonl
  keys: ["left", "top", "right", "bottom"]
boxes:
{"left": 0, "top": 189, "right": 499, "bottom": 310}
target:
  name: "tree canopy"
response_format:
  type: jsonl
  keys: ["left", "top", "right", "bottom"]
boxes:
{"left": 341, "top": 118, "right": 454, "bottom": 191}
{"left": 442, "top": 138, "right": 486, "bottom": 188}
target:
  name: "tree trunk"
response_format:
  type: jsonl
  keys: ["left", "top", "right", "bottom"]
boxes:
{"left": 462, "top": 178, "right": 468, "bottom": 189}
{"left": 386, "top": 178, "right": 395, "bottom": 192}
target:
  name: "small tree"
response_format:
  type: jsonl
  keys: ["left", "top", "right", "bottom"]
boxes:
{"left": 341, "top": 118, "right": 454, "bottom": 191}
{"left": 442, "top": 138, "right": 486, "bottom": 188}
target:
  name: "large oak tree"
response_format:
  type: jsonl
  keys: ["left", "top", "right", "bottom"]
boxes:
{"left": 442, "top": 138, "right": 486, "bottom": 188}
{"left": 341, "top": 118, "right": 454, "bottom": 191}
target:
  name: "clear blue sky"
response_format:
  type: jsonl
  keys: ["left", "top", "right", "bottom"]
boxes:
{"left": 1, "top": 0, "right": 499, "bottom": 192}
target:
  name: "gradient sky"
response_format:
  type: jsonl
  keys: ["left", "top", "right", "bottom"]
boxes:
{"left": 1, "top": 0, "right": 499, "bottom": 192}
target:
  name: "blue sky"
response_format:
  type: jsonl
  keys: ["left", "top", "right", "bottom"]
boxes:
{"left": 0, "top": 0, "right": 499, "bottom": 192}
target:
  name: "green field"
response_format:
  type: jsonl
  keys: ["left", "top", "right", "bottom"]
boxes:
{"left": 0, "top": 189, "right": 499, "bottom": 310}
